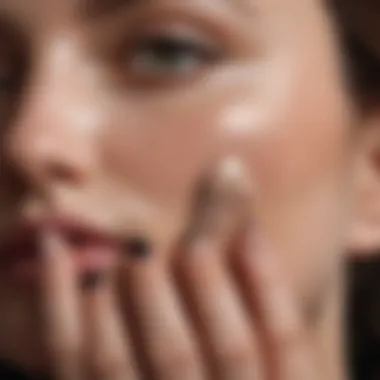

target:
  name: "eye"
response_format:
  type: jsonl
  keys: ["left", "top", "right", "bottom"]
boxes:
{"left": 127, "top": 35, "right": 221, "bottom": 77}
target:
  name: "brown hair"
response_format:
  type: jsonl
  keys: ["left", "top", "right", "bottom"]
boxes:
{"left": 332, "top": 1, "right": 380, "bottom": 101}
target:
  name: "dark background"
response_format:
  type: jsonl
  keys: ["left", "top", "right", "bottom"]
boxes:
{"left": 350, "top": 258, "right": 380, "bottom": 380}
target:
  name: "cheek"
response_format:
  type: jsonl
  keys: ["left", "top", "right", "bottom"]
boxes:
{"left": 99, "top": 71, "right": 265, "bottom": 210}
{"left": 99, "top": 62, "right": 353, "bottom": 269}
{"left": 100, "top": 72, "right": 352, "bottom": 206}
{"left": 100, "top": 97, "right": 221, "bottom": 206}
{"left": 245, "top": 68, "right": 354, "bottom": 301}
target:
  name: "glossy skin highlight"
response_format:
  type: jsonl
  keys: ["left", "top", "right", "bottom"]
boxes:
{"left": 0, "top": 0, "right": 362, "bottom": 375}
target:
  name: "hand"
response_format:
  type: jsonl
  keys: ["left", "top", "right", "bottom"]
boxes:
{"left": 40, "top": 158, "right": 320, "bottom": 380}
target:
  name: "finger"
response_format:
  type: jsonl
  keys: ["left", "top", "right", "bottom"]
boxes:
{"left": 119, "top": 250, "right": 205, "bottom": 380}
{"left": 236, "top": 231, "right": 318, "bottom": 380}
{"left": 81, "top": 270, "right": 138, "bottom": 380}
{"left": 178, "top": 241, "right": 262, "bottom": 380}
{"left": 40, "top": 231, "right": 83, "bottom": 380}
{"left": 176, "top": 157, "right": 261, "bottom": 380}
{"left": 185, "top": 156, "right": 251, "bottom": 247}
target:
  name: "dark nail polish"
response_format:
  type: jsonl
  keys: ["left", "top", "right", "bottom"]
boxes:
{"left": 80, "top": 271, "right": 105, "bottom": 290}
{"left": 122, "top": 236, "right": 151, "bottom": 259}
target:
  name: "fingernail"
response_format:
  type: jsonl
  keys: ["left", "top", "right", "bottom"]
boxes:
{"left": 183, "top": 157, "right": 254, "bottom": 253}
{"left": 217, "top": 156, "right": 247, "bottom": 183}
{"left": 41, "top": 230, "right": 67, "bottom": 259}
{"left": 122, "top": 236, "right": 152, "bottom": 259}
{"left": 216, "top": 156, "right": 253, "bottom": 199}
{"left": 80, "top": 271, "right": 106, "bottom": 291}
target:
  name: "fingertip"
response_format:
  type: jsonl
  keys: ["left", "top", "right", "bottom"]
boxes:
{"left": 216, "top": 156, "right": 253, "bottom": 192}
{"left": 41, "top": 229, "right": 69, "bottom": 260}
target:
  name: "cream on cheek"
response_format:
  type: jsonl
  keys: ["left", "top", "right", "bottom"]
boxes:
{"left": 95, "top": 80, "right": 263, "bottom": 249}
{"left": 99, "top": 56, "right": 298, "bottom": 216}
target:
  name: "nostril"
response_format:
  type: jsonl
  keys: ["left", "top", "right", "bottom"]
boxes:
{"left": 46, "top": 162, "right": 75, "bottom": 183}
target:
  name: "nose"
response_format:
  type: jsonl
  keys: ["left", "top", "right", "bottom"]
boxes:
{"left": 4, "top": 37, "right": 100, "bottom": 191}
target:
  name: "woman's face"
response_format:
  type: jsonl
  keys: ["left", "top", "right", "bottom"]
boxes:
{"left": 0, "top": 0, "right": 357, "bottom": 369}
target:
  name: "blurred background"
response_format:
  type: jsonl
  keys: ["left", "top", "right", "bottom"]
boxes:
{"left": 335, "top": 2, "right": 380, "bottom": 379}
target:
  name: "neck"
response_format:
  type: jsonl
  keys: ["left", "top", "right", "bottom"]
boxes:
{"left": 311, "top": 268, "right": 348, "bottom": 380}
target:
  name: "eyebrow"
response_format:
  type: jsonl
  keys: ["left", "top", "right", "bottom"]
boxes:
{"left": 79, "top": 0, "right": 255, "bottom": 20}
{"left": 79, "top": 0, "right": 141, "bottom": 19}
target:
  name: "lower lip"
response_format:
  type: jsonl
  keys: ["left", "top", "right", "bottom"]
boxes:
{"left": 2, "top": 248, "right": 117, "bottom": 284}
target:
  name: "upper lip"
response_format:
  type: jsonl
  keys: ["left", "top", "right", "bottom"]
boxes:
{"left": 0, "top": 215, "right": 118, "bottom": 265}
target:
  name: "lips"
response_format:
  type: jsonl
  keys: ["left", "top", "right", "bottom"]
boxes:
{"left": 0, "top": 216, "right": 119, "bottom": 282}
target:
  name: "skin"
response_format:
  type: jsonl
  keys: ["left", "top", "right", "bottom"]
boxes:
{"left": 0, "top": 0, "right": 377, "bottom": 378}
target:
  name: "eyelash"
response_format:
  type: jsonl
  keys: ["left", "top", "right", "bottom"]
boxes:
{"left": 0, "top": 26, "right": 225, "bottom": 93}
{"left": 124, "top": 33, "right": 222, "bottom": 80}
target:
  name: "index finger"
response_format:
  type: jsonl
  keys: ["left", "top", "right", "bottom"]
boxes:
{"left": 236, "top": 231, "right": 319, "bottom": 380}
{"left": 40, "top": 232, "right": 83, "bottom": 380}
